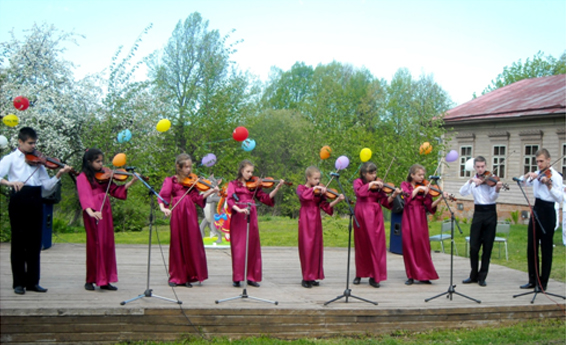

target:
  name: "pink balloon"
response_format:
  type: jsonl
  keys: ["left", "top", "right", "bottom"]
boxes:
{"left": 335, "top": 155, "right": 350, "bottom": 170}
{"left": 446, "top": 150, "right": 459, "bottom": 163}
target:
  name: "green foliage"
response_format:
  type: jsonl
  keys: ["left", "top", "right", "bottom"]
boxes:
{"left": 510, "top": 210, "right": 520, "bottom": 225}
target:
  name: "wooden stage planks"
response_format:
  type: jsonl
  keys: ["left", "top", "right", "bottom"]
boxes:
{"left": 1, "top": 242, "right": 565, "bottom": 344}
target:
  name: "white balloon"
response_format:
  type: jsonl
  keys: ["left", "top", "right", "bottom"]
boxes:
{"left": 0, "top": 135, "right": 7, "bottom": 149}
{"left": 465, "top": 158, "right": 475, "bottom": 172}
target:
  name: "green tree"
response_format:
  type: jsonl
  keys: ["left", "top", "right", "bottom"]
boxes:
{"left": 482, "top": 50, "right": 566, "bottom": 94}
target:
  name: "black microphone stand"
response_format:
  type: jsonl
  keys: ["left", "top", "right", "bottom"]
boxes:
{"left": 512, "top": 179, "right": 565, "bottom": 303}
{"left": 121, "top": 170, "right": 181, "bottom": 306}
{"left": 324, "top": 172, "right": 377, "bottom": 306}
{"left": 425, "top": 178, "right": 481, "bottom": 304}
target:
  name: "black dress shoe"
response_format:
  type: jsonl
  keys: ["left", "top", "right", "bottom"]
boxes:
{"left": 100, "top": 284, "right": 117, "bottom": 291}
{"left": 14, "top": 286, "right": 25, "bottom": 295}
{"left": 369, "top": 278, "right": 380, "bottom": 288}
{"left": 405, "top": 278, "right": 414, "bottom": 285}
{"left": 353, "top": 277, "right": 361, "bottom": 285}
{"left": 462, "top": 278, "right": 478, "bottom": 284}
{"left": 232, "top": 281, "right": 241, "bottom": 287}
{"left": 27, "top": 285, "right": 47, "bottom": 293}
{"left": 309, "top": 280, "right": 320, "bottom": 286}
{"left": 301, "top": 280, "right": 312, "bottom": 288}
{"left": 168, "top": 282, "right": 178, "bottom": 287}
{"left": 419, "top": 280, "right": 432, "bottom": 284}
{"left": 84, "top": 283, "right": 95, "bottom": 291}
{"left": 478, "top": 280, "right": 487, "bottom": 287}
{"left": 520, "top": 282, "right": 535, "bottom": 289}
{"left": 247, "top": 280, "right": 260, "bottom": 287}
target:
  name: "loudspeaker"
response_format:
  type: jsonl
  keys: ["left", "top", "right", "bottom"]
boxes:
{"left": 389, "top": 212, "right": 402, "bottom": 255}
{"left": 41, "top": 204, "right": 53, "bottom": 250}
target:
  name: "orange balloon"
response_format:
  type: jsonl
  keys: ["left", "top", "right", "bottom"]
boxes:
{"left": 112, "top": 153, "right": 127, "bottom": 167}
{"left": 419, "top": 142, "right": 433, "bottom": 155}
{"left": 319, "top": 145, "right": 332, "bottom": 160}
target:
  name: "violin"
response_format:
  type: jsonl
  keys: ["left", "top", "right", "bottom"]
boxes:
{"left": 314, "top": 186, "right": 341, "bottom": 200}
{"left": 178, "top": 173, "right": 221, "bottom": 193}
{"left": 370, "top": 178, "right": 398, "bottom": 194}
{"left": 25, "top": 150, "right": 78, "bottom": 175}
{"left": 94, "top": 167, "right": 149, "bottom": 183}
{"left": 245, "top": 176, "right": 293, "bottom": 191}
{"left": 416, "top": 180, "right": 457, "bottom": 201}
{"left": 533, "top": 168, "right": 553, "bottom": 189}
{"left": 478, "top": 171, "right": 510, "bottom": 191}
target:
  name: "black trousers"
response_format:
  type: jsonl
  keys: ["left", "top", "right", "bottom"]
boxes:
{"left": 526, "top": 198, "right": 556, "bottom": 289}
{"left": 9, "top": 186, "right": 43, "bottom": 289}
{"left": 469, "top": 204, "right": 497, "bottom": 281}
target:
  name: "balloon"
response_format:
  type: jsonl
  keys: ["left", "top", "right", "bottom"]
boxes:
{"left": 3, "top": 114, "right": 19, "bottom": 127}
{"left": 202, "top": 153, "right": 217, "bottom": 167}
{"left": 13, "top": 96, "right": 29, "bottom": 111}
{"left": 241, "top": 138, "right": 256, "bottom": 151}
{"left": 445, "top": 149, "right": 458, "bottom": 163}
{"left": 465, "top": 158, "right": 475, "bottom": 172}
{"left": 360, "top": 148, "right": 372, "bottom": 162}
{"left": 232, "top": 126, "right": 249, "bottom": 142}
{"left": 319, "top": 145, "right": 332, "bottom": 160}
{"left": 156, "top": 119, "right": 171, "bottom": 132}
{"left": 419, "top": 142, "right": 433, "bottom": 155}
{"left": 0, "top": 135, "right": 8, "bottom": 149}
{"left": 335, "top": 155, "right": 350, "bottom": 170}
{"left": 112, "top": 153, "right": 127, "bottom": 167}
{"left": 117, "top": 129, "right": 132, "bottom": 143}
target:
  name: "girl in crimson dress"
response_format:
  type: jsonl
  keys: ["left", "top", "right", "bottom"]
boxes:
{"left": 158, "top": 154, "right": 219, "bottom": 287}
{"left": 401, "top": 164, "right": 448, "bottom": 285}
{"left": 227, "top": 159, "right": 284, "bottom": 288}
{"left": 297, "top": 166, "right": 344, "bottom": 288}
{"left": 353, "top": 162, "right": 401, "bottom": 288}
{"left": 77, "top": 149, "right": 138, "bottom": 291}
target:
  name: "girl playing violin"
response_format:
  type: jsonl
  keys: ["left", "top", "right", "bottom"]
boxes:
{"left": 401, "top": 164, "right": 448, "bottom": 285}
{"left": 158, "top": 154, "right": 219, "bottom": 287}
{"left": 353, "top": 162, "right": 402, "bottom": 288}
{"left": 77, "top": 148, "right": 138, "bottom": 291}
{"left": 227, "top": 159, "right": 284, "bottom": 288}
{"left": 297, "top": 166, "right": 345, "bottom": 288}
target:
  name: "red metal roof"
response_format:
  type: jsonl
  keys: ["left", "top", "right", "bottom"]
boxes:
{"left": 444, "top": 74, "right": 566, "bottom": 123}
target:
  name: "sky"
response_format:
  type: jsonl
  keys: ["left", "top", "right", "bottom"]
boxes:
{"left": 0, "top": 0, "right": 565, "bottom": 106}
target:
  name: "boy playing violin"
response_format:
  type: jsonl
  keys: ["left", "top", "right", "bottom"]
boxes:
{"left": 459, "top": 156, "right": 503, "bottom": 287}
{"left": 297, "top": 166, "right": 344, "bottom": 288}
{"left": 0, "top": 127, "right": 72, "bottom": 295}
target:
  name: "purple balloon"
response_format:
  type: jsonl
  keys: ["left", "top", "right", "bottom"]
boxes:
{"left": 335, "top": 155, "right": 350, "bottom": 170}
{"left": 202, "top": 153, "right": 217, "bottom": 167}
{"left": 445, "top": 150, "right": 459, "bottom": 163}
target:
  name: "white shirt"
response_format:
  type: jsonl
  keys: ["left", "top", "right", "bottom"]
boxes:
{"left": 459, "top": 176, "right": 500, "bottom": 205}
{"left": 0, "top": 148, "right": 60, "bottom": 194}
{"left": 523, "top": 167, "right": 564, "bottom": 204}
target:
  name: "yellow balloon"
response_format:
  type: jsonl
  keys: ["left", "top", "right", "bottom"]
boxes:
{"left": 156, "top": 119, "right": 171, "bottom": 132}
{"left": 3, "top": 114, "right": 19, "bottom": 127}
{"left": 360, "top": 148, "right": 372, "bottom": 162}
{"left": 112, "top": 153, "right": 127, "bottom": 167}
{"left": 419, "top": 142, "right": 433, "bottom": 155}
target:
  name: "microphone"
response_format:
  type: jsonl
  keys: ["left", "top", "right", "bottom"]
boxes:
{"left": 512, "top": 177, "right": 522, "bottom": 182}
{"left": 330, "top": 172, "right": 340, "bottom": 177}
{"left": 428, "top": 176, "right": 441, "bottom": 180}
{"left": 232, "top": 193, "right": 240, "bottom": 202}
{"left": 125, "top": 166, "right": 136, "bottom": 171}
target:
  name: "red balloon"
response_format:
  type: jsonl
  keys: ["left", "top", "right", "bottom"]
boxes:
{"left": 13, "top": 96, "right": 29, "bottom": 111}
{"left": 232, "top": 126, "right": 249, "bottom": 142}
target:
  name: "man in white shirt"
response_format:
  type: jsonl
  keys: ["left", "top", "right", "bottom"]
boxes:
{"left": 519, "top": 149, "right": 564, "bottom": 291}
{"left": 0, "top": 127, "right": 72, "bottom": 295}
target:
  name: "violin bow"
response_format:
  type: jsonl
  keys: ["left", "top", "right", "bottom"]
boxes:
{"left": 492, "top": 150, "right": 516, "bottom": 177}
{"left": 96, "top": 169, "right": 117, "bottom": 225}
{"left": 169, "top": 177, "right": 199, "bottom": 214}
{"left": 382, "top": 156, "right": 396, "bottom": 183}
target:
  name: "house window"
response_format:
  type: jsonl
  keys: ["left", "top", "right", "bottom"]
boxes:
{"left": 523, "top": 144, "right": 539, "bottom": 174}
{"left": 493, "top": 145, "right": 506, "bottom": 178}
{"left": 460, "top": 146, "right": 472, "bottom": 178}
{"left": 562, "top": 143, "right": 566, "bottom": 180}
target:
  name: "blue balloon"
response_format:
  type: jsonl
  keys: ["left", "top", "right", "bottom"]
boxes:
{"left": 242, "top": 138, "right": 256, "bottom": 152}
{"left": 117, "top": 129, "right": 132, "bottom": 143}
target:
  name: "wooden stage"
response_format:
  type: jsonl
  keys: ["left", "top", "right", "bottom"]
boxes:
{"left": 1, "top": 242, "right": 565, "bottom": 344}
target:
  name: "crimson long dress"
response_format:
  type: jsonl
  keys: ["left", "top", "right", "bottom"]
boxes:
{"left": 226, "top": 180, "right": 275, "bottom": 283}
{"left": 159, "top": 176, "right": 208, "bottom": 284}
{"left": 400, "top": 181, "right": 439, "bottom": 281}
{"left": 297, "top": 185, "right": 334, "bottom": 282}
{"left": 353, "top": 178, "right": 392, "bottom": 282}
{"left": 77, "top": 173, "right": 127, "bottom": 287}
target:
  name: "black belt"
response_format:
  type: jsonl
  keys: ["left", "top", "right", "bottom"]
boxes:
{"left": 535, "top": 198, "right": 555, "bottom": 208}
{"left": 474, "top": 204, "right": 496, "bottom": 212}
{"left": 9, "top": 185, "right": 41, "bottom": 197}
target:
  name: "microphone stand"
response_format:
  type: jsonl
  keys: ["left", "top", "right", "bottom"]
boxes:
{"left": 512, "top": 179, "right": 565, "bottom": 303}
{"left": 425, "top": 178, "right": 481, "bottom": 304}
{"left": 216, "top": 200, "right": 278, "bottom": 305}
{"left": 324, "top": 172, "right": 377, "bottom": 306}
{"left": 121, "top": 170, "right": 181, "bottom": 306}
